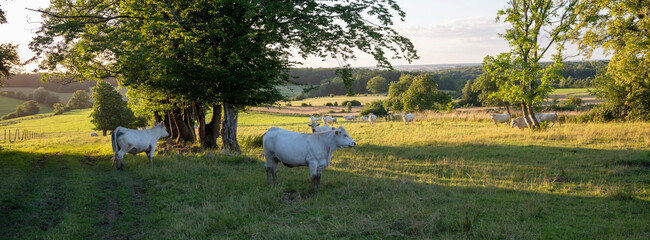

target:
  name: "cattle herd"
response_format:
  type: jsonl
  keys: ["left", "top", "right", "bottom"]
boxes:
{"left": 110, "top": 111, "right": 560, "bottom": 188}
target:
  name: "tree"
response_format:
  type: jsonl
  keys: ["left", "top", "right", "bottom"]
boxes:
{"left": 366, "top": 76, "right": 389, "bottom": 94}
{"left": 52, "top": 102, "right": 65, "bottom": 115}
{"left": 401, "top": 74, "right": 451, "bottom": 112}
{"left": 384, "top": 74, "right": 414, "bottom": 111}
{"left": 484, "top": 0, "right": 579, "bottom": 129}
{"left": 458, "top": 79, "right": 481, "bottom": 107}
{"left": 89, "top": 81, "right": 137, "bottom": 136}
{"left": 0, "top": 6, "right": 20, "bottom": 87}
{"left": 471, "top": 72, "right": 513, "bottom": 115}
{"left": 30, "top": 0, "right": 418, "bottom": 151}
{"left": 574, "top": 0, "right": 650, "bottom": 120}
{"left": 67, "top": 90, "right": 92, "bottom": 109}
{"left": 360, "top": 100, "right": 388, "bottom": 117}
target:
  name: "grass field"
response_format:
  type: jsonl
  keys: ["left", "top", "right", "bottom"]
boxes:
{"left": 0, "top": 87, "right": 75, "bottom": 103}
{"left": 1, "top": 109, "right": 649, "bottom": 238}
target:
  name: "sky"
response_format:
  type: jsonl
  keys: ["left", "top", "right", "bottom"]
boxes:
{"left": 0, "top": 0, "right": 607, "bottom": 71}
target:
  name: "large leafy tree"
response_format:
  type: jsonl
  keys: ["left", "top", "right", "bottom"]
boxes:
{"left": 401, "top": 74, "right": 450, "bottom": 112}
{"left": 366, "top": 76, "right": 389, "bottom": 94}
{"left": 30, "top": 0, "right": 418, "bottom": 151}
{"left": 574, "top": 0, "right": 650, "bottom": 120}
{"left": 89, "top": 81, "right": 137, "bottom": 136}
{"left": 484, "top": 0, "right": 579, "bottom": 129}
{"left": 0, "top": 5, "right": 20, "bottom": 86}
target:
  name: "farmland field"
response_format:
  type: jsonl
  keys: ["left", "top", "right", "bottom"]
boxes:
{"left": 0, "top": 95, "right": 54, "bottom": 117}
{"left": 1, "top": 109, "right": 648, "bottom": 238}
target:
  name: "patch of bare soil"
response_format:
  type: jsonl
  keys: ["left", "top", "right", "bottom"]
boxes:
{"left": 252, "top": 105, "right": 362, "bottom": 116}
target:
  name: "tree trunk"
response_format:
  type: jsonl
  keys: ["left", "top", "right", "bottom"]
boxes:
{"left": 521, "top": 102, "right": 535, "bottom": 129}
{"left": 103, "top": 129, "right": 107, "bottom": 136}
{"left": 503, "top": 102, "right": 512, "bottom": 116}
{"left": 204, "top": 104, "right": 222, "bottom": 149}
{"left": 165, "top": 110, "right": 178, "bottom": 140}
{"left": 194, "top": 102, "right": 207, "bottom": 147}
{"left": 184, "top": 106, "right": 196, "bottom": 140}
{"left": 172, "top": 108, "right": 195, "bottom": 143}
{"left": 221, "top": 103, "right": 240, "bottom": 152}
{"left": 527, "top": 104, "right": 541, "bottom": 129}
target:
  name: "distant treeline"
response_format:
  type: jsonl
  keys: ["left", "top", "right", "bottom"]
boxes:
{"left": 290, "top": 60, "right": 607, "bottom": 98}
{"left": 1, "top": 73, "right": 118, "bottom": 93}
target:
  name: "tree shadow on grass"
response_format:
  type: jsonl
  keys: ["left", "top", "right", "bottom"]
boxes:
{"left": 1, "top": 145, "right": 649, "bottom": 239}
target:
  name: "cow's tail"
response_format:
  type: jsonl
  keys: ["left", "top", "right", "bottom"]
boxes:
{"left": 111, "top": 128, "right": 120, "bottom": 166}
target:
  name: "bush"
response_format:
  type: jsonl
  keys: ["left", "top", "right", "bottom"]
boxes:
{"left": 359, "top": 100, "right": 388, "bottom": 117}
{"left": 67, "top": 90, "right": 93, "bottom": 109}
{"left": 346, "top": 102, "right": 352, "bottom": 112}
{"left": 1, "top": 100, "right": 40, "bottom": 120}
{"left": 285, "top": 102, "right": 292, "bottom": 106}
{"left": 324, "top": 102, "right": 333, "bottom": 106}
{"left": 329, "top": 93, "right": 335, "bottom": 97}
{"left": 341, "top": 100, "right": 361, "bottom": 106}
{"left": 561, "top": 95, "right": 583, "bottom": 107}
{"left": 292, "top": 92, "right": 306, "bottom": 101}
{"left": 576, "top": 104, "right": 622, "bottom": 123}
{"left": 334, "top": 101, "right": 338, "bottom": 106}
{"left": 52, "top": 103, "right": 66, "bottom": 115}
{"left": 301, "top": 102, "right": 309, "bottom": 106}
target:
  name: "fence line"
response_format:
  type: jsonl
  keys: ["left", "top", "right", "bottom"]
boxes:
{"left": 2, "top": 129, "right": 41, "bottom": 143}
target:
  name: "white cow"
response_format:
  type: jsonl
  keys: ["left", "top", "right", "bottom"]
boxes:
{"left": 368, "top": 113, "right": 377, "bottom": 125}
{"left": 308, "top": 122, "right": 335, "bottom": 133}
{"left": 263, "top": 126, "right": 356, "bottom": 188}
{"left": 323, "top": 115, "right": 338, "bottom": 125}
{"left": 343, "top": 115, "right": 356, "bottom": 121}
{"left": 510, "top": 113, "right": 560, "bottom": 129}
{"left": 359, "top": 116, "right": 369, "bottom": 121}
{"left": 510, "top": 117, "right": 529, "bottom": 129}
{"left": 490, "top": 113, "right": 511, "bottom": 126}
{"left": 111, "top": 122, "right": 169, "bottom": 170}
{"left": 536, "top": 113, "right": 560, "bottom": 126}
{"left": 402, "top": 113, "right": 415, "bottom": 125}
{"left": 309, "top": 116, "right": 321, "bottom": 124}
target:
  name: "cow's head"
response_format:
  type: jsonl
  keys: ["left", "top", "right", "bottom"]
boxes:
{"left": 156, "top": 121, "right": 170, "bottom": 138}
{"left": 308, "top": 122, "right": 320, "bottom": 133}
{"left": 490, "top": 113, "right": 496, "bottom": 119}
{"left": 333, "top": 126, "right": 356, "bottom": 148}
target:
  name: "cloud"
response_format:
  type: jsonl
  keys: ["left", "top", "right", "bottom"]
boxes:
{"left": 397, "top": 16, "right": 506, "bottom": 44}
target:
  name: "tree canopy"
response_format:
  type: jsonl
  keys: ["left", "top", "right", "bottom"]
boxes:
{"left": 484, "top": 0, "right": 579, "bottom": 129}
{"left": 30, "top": 0, "right": 418, "bottom": 150}
{"left": 0, "top": 5, "right": 20, "bottom": 86}
{"left": 574, "top": 0, "right": 650, "bottom": 120}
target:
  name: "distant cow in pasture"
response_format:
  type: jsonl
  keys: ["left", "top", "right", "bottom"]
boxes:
{"left": 90, "top": 133, "right": 99, "bottom": 137}
{"left": 111, "top": 122, "right": 169, "bottom": 170}
{"left": 308, "top": 122, "right": 335, "bottom": 133}
{"left": 490, "top": 114, "right": 510, "bottom": 126}
{"left": 322, "top": 116, "right": 338, "bottom": 125}
{"left": 368, "top": 113, "right": 377, "bottom": 125}
{"left": 263, "top": 126, "right": 356, "bottom": 188}
{"left": 309, "top": 116, "right": 321, "bottom": 123}
{"left": 343, "top": 115, "right": 356, "bottom": 121}
{"left": 510, "top": 113, "right": 560, "bottom": 129}
{"left": 402, "top": 113, "right": 415, "bottom": 125}
{"left": 359, "top": 116, "right": 369, "bottom": 121}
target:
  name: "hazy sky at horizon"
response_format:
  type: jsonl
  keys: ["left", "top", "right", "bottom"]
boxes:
{"left": 0, "top": 0, "right": 607, "bottom": 72}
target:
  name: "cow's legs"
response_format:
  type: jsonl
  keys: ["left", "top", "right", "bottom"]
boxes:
{"left": 115, "top": 150, "right": 126, "bottom": 171}
{"left": 309, "top": 163, "right": 320, "bottom": 189}
{"left": 146, "top": 151, "right": 154, "bottom": 166}
{"left": 264, "top": 152, "right": 278, "bottom": 185}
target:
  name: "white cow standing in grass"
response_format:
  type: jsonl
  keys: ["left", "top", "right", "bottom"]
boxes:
{"left": 402, "top": 113, "right": 415, "bottom": 125}
{"left": 323, "top": 115, "right": 338, "bottom": 125}
{"left": 368, "top": 113, "right": 377, "bottom": 125}
{"left": 111, "top": 122, "right": 169, "bottom": 170}
{"left": 343, "top": 115, "right": 356, "bottom": 121}
{"left": 359, "top": 116, "right": 369, "bottom": 121}
{"left": 490, "top": 113, "right": 511, "bottom": 126}
{"left": 309, "top": 116, "right": 321, "bottom": 124}
{"left": 308, "top": 122, "right": 335, "bottom": 133}
{"left": 263, "top": 126, "right": 356, "bottom": 188}
{"left": 511, "top": 113, "right": 560, "bottom": 129}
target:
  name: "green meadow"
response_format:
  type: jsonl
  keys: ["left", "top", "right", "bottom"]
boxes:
{"left": 0, "top": 109, "right": 648, "bottom": 239}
